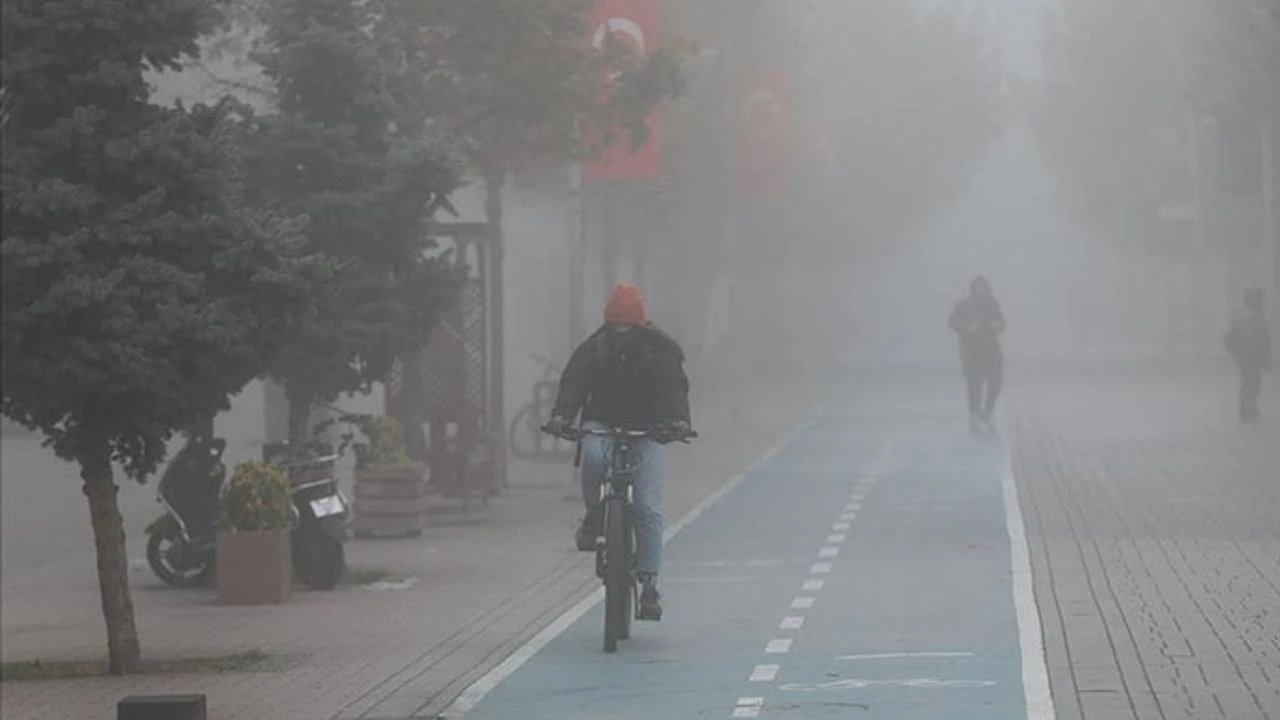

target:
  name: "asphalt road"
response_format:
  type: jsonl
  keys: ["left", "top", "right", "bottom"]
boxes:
{"left": 449, "top": 398, "right": 1042, "bottom": 719}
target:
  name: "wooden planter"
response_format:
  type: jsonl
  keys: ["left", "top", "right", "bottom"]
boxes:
{"left": 351, "top": 463, "right": 429, "bottom": 538}
{"left": 216, "top": 530, "right": 291, "bottom": 605}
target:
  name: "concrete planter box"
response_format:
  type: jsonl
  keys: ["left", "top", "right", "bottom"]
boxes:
{"left": 352, "top": 463, "right": 429, "bottom": 538}
{"left": 216, "top": 530, "right": 291, "bottom": 605}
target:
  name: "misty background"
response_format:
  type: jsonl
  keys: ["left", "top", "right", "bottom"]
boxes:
{"left": 5, "top": 0, "right": 1277, "bottom": 527}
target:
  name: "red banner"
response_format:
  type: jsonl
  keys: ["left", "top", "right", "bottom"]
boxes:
{"left": 583, "top": 0, "right": 661, "bottom": 183}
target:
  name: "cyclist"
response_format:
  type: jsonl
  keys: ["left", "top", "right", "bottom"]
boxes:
{"left": 545, "top": 282, "right": 692, "bottom": 621}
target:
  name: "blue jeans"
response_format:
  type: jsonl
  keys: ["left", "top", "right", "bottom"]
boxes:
{"left": 580, "top": 423, "right": 665, "bottom": 577}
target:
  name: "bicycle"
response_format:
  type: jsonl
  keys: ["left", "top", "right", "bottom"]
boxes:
{"left": 509, "top": 355, "right": 575, "bottom": 461}
{"left": 546, "top": 424, "right": 695, "bottom": 652}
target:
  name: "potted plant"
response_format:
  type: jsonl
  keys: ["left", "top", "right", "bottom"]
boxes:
{"left": 343, "top": 415, "right": 430, "bottom": 537}
{"left": 216, "top": 461, "right": 293, "bottom": 605}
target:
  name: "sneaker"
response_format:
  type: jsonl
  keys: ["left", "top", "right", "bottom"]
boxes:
{"left": 638, "top": 582, "right": 663, "bottom": 621}
{"left": 574, "top": 511, "right": 601, "bottom": 552}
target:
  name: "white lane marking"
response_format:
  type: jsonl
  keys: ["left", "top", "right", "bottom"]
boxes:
{"left": 809, "top": 562, "right": 832, "bottom": 574}
{"left": 781, "top": 678, "right": 997, "bottom": 691}
{"left": 665, "top": 575, "right": 767, "bottom": 584}
{"left": 780, "top": 616, "right": 805, "bottom": 630}
{"left": 749, "top": 664, "right": 780, "bottom": 682}
{"left": 833, "top": 522, "right": 851, "bottom": 531}
{"left": 845, "top": 503, "right": 862, "bottom": 512}
{"left": 839, "top": 512, "right": 856, "bottom": 521}
{"left": 690, "top": 560, "right": 729, "bottom": 568}
{"left": 999, "top": 412, "right": 1058, "bottom": 720}
{"left": 851, "top": 492, "right": 867, "bottom": 502}
{"left": 826, "top": 533, "right": 846, "bottom": 543}
{"left": 744, "top": 559, "right": 786, "bottom": 567}
{"left": 441, "top": 419, "right": 815, "bottom": 719}
{"left": 791, "top": 596, "right": 816, "bottom": 609}
{"left": 818, "top": 546, "right": 840, "bottom": 558}
{"left": 731, "top": 708, "right": 760, "bottom": 718}
{"left": 732, "top": 697, "right": 764, "bottom": 717}
{"left": 802, "top": 579, "right": 825, "bottom": 591}
{"left": 736, "top": 697, "right": 764, "bottom": 707}
{"left": 766, "top": 638, "right": 794, "bottom": 654}
{"left": 836, "top": 651, "right": 976, "bottom": 661}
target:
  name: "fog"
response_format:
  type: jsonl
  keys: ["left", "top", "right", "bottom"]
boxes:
{"left": 500, "top": 0, "right": 1276, "bottom": 405}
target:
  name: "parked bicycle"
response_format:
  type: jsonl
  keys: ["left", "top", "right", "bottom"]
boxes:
{"left": 544, "top": 424, "right": 695, "bottom": 652}
{"left": 509, "top": 355, "right": 575, "bottom": 461}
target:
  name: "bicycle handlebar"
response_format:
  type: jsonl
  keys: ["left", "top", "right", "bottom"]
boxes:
{"left": 541, "top": 424, "right": 697, "bottom": 444}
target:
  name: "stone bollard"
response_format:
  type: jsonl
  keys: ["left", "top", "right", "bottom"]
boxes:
{"left": 118, "top": 694, "right": 207, "bottom": 720}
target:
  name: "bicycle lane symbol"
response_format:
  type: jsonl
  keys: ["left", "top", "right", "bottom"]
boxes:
{"left": 779, "top": 678, "right": 997, "bottom": 692}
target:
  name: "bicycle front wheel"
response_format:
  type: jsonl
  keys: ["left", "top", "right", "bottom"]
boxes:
{"left": 602, "top": 498, "right": 633, "bottom": 652}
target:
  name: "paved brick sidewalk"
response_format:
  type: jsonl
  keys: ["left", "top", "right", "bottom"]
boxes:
{"left": 1011, "top": 368, "right": 1280, "bottom": 720}
{"left": 0, "top": 386, "right": 818, "bottom": 720}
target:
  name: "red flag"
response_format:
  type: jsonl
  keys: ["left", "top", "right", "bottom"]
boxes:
{"left": 583, "top": 0, "right": 661, "bottom": 183}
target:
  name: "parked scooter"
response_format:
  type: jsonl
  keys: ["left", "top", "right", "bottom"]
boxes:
{"left": 145, "top": 437, "right": 350, "bottom": 590}
{"left": 145, "top": 434, "right": 226, "bottom": 587}
{"left": 263, "top": 441, "right": 349, "bottom": 590}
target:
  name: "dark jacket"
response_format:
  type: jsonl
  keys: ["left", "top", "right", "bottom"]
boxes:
{"left": 552, "top": 324, "right": 691, "bottom": 429}
{"left": 949, "top": 295, "right": 1006, "bottom": 361}
{"left": 1225, "top": 310, "right": 1273, "bottom": 371}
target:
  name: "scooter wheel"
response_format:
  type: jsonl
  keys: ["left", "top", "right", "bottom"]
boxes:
{"left": 146, "top": 532, "right": 214, "bottom": 587}
{"left": 293, "top": 528, "right": 344, "bottom": 590}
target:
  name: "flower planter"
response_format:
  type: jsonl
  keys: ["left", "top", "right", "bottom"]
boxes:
{"left": 351, "top": 463, "right": 429, "bottom": 538}
{"left": 216, "top": 529, "right": 291, "bottom": 605}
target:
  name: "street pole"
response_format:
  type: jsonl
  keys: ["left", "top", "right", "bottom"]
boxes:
{"left": 1264, "top": 117, "right": 1278, "bottom": 344}
{"left": 568, "top": 163, "right": 586, "bottom": 346}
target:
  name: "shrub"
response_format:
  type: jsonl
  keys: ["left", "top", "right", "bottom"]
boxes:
{"left": 219, "top": 461, "right": 293, "bottom": 532}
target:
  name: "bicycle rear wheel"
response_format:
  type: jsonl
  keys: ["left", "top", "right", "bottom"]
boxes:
{"left": 602, "top": 498, "right": 633, "bottom": 652}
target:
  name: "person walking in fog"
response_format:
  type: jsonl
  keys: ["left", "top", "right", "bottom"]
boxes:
{"left": 1224, "top": 287, "right": 1273, "bottom": 423}
{"left": 949, "top": 276, "right": 1006, "bottom": 432}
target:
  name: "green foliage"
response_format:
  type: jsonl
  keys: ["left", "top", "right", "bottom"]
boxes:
{"left": 1, "top": 0, "right": 323, "bottom": 480}
{"left": 376, "top": 0, "right": 684, "bottom": 176}
{"left": 1028, "top": 0, "right": 1185, "bottom": 239}
{"left": 1029, "top": 0, "right": 1277, "bottom": 240}
{"left": 339, "top": 414, "right": 411, "bottom": 469}
{"left": 243, "top": 0, "right": 465, "bottom": 432}
{"left": 218, "top": 461, "right": 293, "bottom": 532}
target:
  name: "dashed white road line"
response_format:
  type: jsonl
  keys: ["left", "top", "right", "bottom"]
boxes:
{"left": 780, "top": 616, "right": 805, "bottom": 630}
{"left": 818, "top": 546, "right": 840, "bottom": 558}
{"left": 833, "top": 522, "right": 851, "bottom": 531}
{"left": 826, "top": 533, "right": 846, "bottom": 543}
{"left": 790, "top": 596, "right": 816, "bottom": 609}
{"left": 802, "top": 579, "right": 825, "bottom": 591}
{"left": 749, "top": 665, "right": 779, "bottom": 682}
{"left": 440, "top": 419, "right": 816, "bottom": 719}
{"left": 809, "top": 562, "right": 832, "bottom": 574}
{"left": 732, "top": 697, "right": 764, "bottom": 718}
{"left": 765, "top": 638, "right": 794, "bottom": 654}
{"left": 838, "top": 512, "right": 856, "bottom": 521}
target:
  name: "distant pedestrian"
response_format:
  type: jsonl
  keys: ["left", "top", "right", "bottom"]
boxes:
{"left": 1223, "top": 287, "right": 1273, "bottom": 423}
{"left": 949, "top": 276, "right": 1006, "bottom": 431}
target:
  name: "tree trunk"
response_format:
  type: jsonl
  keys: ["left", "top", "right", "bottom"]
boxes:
{"left": 286, "top": 386, "right": 313, "bottom": 451}
{"left": 81, "top": 442, "right": 141, "bottom": 674}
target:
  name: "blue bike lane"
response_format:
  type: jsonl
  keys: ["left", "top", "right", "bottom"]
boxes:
{"left": 446, "top": 403, "right": 1050, "bottom": 719}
